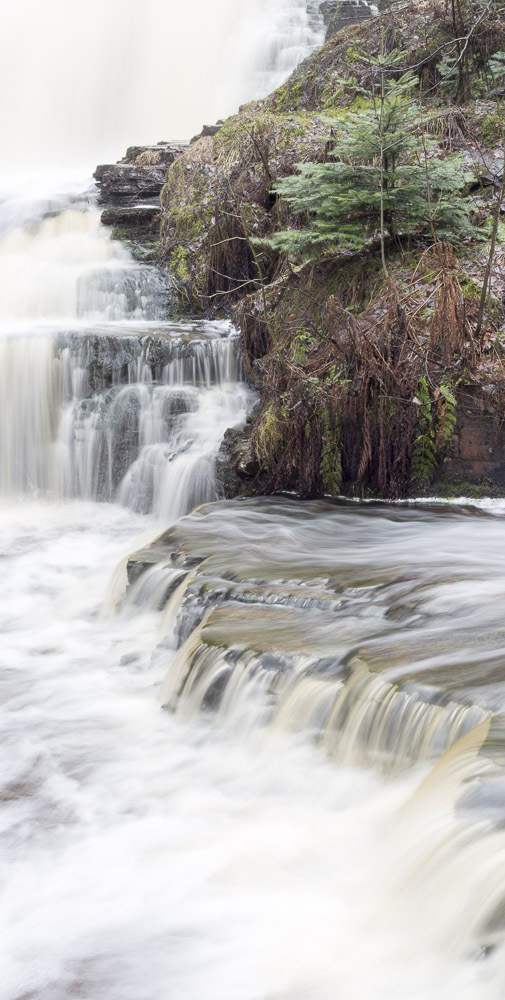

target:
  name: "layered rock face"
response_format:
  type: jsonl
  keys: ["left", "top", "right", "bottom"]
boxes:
{"left": 94, "top": 144, "right": 184, "bottom": 257}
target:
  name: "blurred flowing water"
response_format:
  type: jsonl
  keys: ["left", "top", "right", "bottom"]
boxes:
{"left": 1, "top": 1, "right": 505, "bottom": 999}
{"left": 0, "top": 0, "right": 325, "bottom": 167}
{"left": 3, "top": 498, "right": 505, "bottom": 1000}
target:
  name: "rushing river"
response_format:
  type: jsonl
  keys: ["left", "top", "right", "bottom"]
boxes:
{"left": 1, "top": 0, "right": 505, "bottom": 998}
{"left": 2, "top": 498, "right": 505, "bottom": 1000}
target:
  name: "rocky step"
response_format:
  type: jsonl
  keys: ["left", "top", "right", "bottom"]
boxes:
{"left": 120, "top": 142, "right": 187, "bottom": 165}
{"left": 94, "top": 144, "right": 184, "bottom": 244}
{"left": 94, "top": 164, "right": 166, "bottom": 205}
{"left": 100, "top": 204, "right": 161, "bottom": 240}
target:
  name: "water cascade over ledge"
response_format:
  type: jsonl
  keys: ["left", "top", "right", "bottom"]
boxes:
{"left": 0, "top": 189, "right": 254, "bottom": 519}
{"left": 124, "top": 500, "right": 505, "bottom": 772}
{"left": 3, "top": 0, "right": 505, "bottom": 998}
{"left": 0, "top": 324, "right": 251, "bottom": 517}
{"left": 0, "top": 0, "right": 326, "bottom": 166}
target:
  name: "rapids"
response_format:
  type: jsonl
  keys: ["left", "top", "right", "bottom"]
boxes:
{"left": 2, "top": 500, "right": 505, "bottom": 1000}
{"left": 2, "top": 0, "right": 505, "bottom": 997}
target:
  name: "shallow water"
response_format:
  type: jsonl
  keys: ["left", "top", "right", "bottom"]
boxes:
{"left": 1, "top": 1, "right": 504, "bottom": 995}
{"left": 1, "top": 499, "right": 505, "bottom": 1000}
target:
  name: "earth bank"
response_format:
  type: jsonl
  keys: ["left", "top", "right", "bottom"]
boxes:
{"left": 96, "top": 0, "right": 505, "bottom": 499}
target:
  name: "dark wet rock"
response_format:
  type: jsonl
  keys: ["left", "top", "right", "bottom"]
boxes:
{"left": 216, "top": 421, "right": 260, "bottom": 499}
{"left": 101, "top": 204, "right": 160, "bottom": 240}
{"left": 94, "top": 165, "right": 167, "bottom": 205}
{"left": 94, "top": 145, "right": 184, "bottom": 254}
{"left": 431, "top": 395, "right": 505, "bottom": 497}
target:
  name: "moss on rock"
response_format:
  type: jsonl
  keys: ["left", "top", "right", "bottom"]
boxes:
{"left": 157, "top": 0, "right": 505, "bottom": 497}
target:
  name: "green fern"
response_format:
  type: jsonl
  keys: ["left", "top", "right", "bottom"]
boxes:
{"left": 487, "top": 51, "right": 505, "bottom": 96}
{"left": 411, "top": 378, "right": 439, "bottom": 486}
{"left": 437, "top": 381, "right": 457, "bottom": 448}
{"left": 411, "top": 378, "right": 458, "bottom": 486}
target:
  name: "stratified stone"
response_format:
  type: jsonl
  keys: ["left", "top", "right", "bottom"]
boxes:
{"left": 94, "top": 144, "right": 184, "bottom": 248}
{"left": 94, "top": 164, "right": 166, "bottom": 205}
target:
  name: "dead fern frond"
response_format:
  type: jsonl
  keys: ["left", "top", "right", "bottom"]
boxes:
{"left": 429, "top": 245, "right": 471, "bottom": 360}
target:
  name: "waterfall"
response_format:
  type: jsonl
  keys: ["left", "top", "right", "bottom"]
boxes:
{"left": 0, "top": 328, "right": 252, "bottom": 516}
{"left": 123, "top": 498, "right": 503, "bottom": 771}
{"left": 3, "top": 2, "right": 505, "bottom": 999}
{"left": 0, "top": 204, "right": 166, "bottom": 325}
{"left": 93, "top": 493, "right": 505, "bottom": 983}
{"left": 0, "top": 0, "right": 325, "bottom": 168}
{"left": 214, "top": 0, "right": 325, "bottom": 114}
{"left": 0, "top": 176, "right": 253, "bottom": 519}
{"left": 0, "top": 0, "right": 317, "bottom": 515}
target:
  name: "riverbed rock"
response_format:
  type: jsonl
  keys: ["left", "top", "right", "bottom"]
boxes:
{"left": 100, "top": 204, "right": 161, "bottom": 240}
{"left": 216, "top": 423, "right": 260, "bottom": 498}
{"left": 121, "top": 144, "right": 183, "bottom": 166}
{"left": 190, "top": 121, "right": 225, "bottom": 145}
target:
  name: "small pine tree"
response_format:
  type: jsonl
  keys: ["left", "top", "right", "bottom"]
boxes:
{"left": 267, "top": 73, "right": 474, "bottom": 263}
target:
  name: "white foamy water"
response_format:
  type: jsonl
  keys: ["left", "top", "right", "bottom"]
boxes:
{"left": 0, "top": 176, "right": 253, "bottom": 519}
{"left": 1, "top": 500, "right": 505, "bottom": 1000}
{"left": 2, "top": 0, "right": 505, "bottom": 996}
{"left": 0, "top": 207, "right": 140, "bottom": 325}
{"left": 0, "top": 320, "right": 253, "bottom": 518}
{"left": 0, "top": 0, "right": 324, "bottom": 168}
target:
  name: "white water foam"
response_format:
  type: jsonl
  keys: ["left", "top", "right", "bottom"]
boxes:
{"left": 1, "top": 1, "right": 503, "bottom": 996}
{"left": 1, "top": 0, "right": 325, "bottom": 168}
{"left": 0, "top": 500, "right": 504, "bottom": 1000}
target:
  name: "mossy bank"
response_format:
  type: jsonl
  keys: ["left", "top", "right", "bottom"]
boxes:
{"left": 157, "top": 0, "right": 505, "bottom": 499}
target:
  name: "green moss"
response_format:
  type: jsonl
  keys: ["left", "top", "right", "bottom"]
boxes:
{"left": 431, "top": 475, "right": 503, "bottom": 499}
{"left": 351, "top": 95, "right": 374, "bottom": 111}
{"left": 273, "top": 75, "right": 306, "bottom": 111}
{"left": 110, "top": 231, "right": 159, "bottom": 263}
{"left": 320, "top": 407, "right": 342, "bottom": 497}
{"left": 460, "top": 277, "right": 482, "bottom": 301}
{"left": 254, "top": 402, "right": 285, "bottom": 465}
{"left": 344, "top": 43, "right": 363, "bottom": 62}
{"left": 480, "top": 112, "right": 505, "bottom": 145}
{"left": 169, "top": 246, "right": 190, "bottom": 280}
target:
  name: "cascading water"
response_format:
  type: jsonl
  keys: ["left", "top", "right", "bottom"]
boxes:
{"left": 3, "top": 2, "right": 505, "bottom": 999}
{"left": 215, "top": 0, "right": 326, "bottom": 112}
{"left": 0, "top": 0, "right": 319, "bottom": 515}
{"left": 0, "top": 206, "right": 252, "bottom": 515}
{"left": 0, "top": 0, "right": 325, "bottom": 167}
{"left": 0, "top": 325, "right": 251, "bottom": 512}
{"left": 4, "top": 496, "right": 505, "bottom": 1000}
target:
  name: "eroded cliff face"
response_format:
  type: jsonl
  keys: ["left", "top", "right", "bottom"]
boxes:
{"left": 101, "top": 0, "right": 505, "bottom": 500}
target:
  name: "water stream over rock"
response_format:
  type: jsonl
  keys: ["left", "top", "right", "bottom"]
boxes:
{"left": 2, "top": 1, "right": 505, "bottom": 998}
{"left": 0, "top": 0, "right": 327, "bottom": 166}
